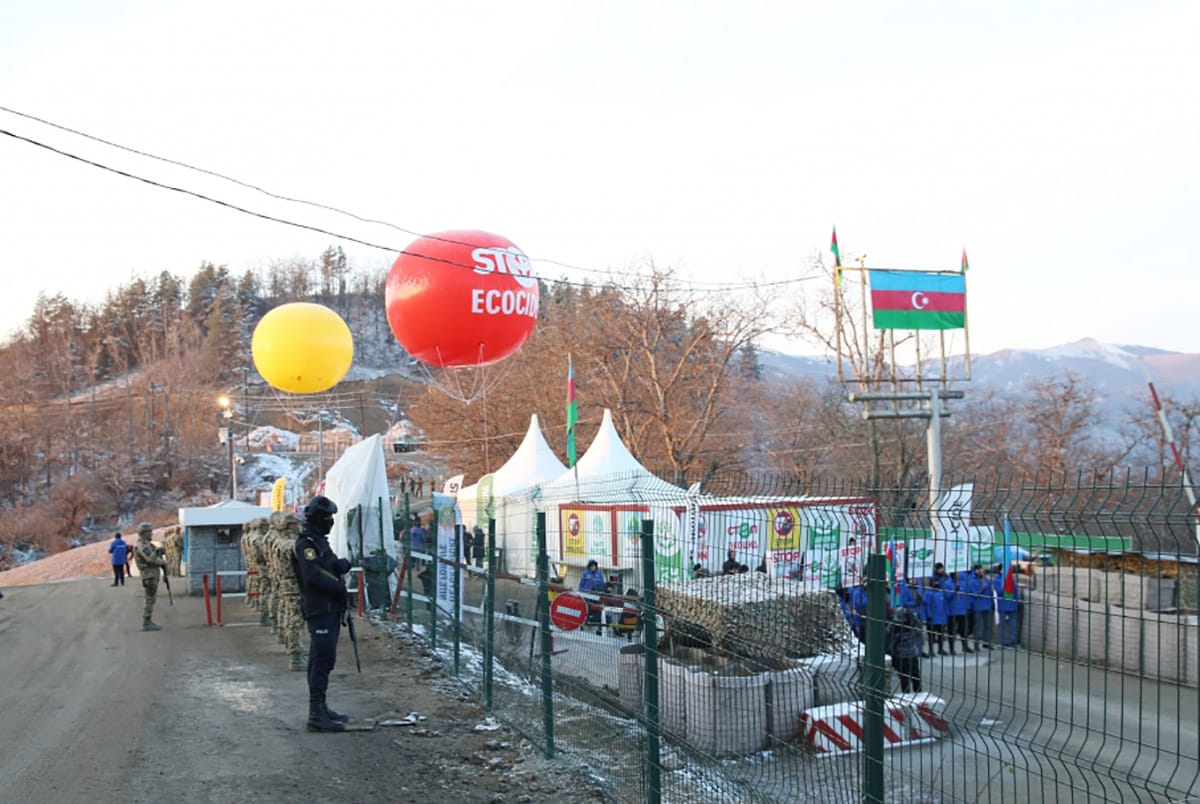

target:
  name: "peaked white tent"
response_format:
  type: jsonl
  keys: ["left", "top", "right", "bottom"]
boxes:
{"left": 323, "top": 434, "right": 396, "bottom": 567}
{"left": 501, "top": 409, "right": 690, "bottom": 580}
{"left": 458, "top": 413, "right": 566, "bottom": 528}
{"left": 541, "top": 409, "right": 686, "bottom": 502}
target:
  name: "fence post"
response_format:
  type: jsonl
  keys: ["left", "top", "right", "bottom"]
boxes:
{"left": 453, "top": 524, "right": 462, "bottom": 676}
{"left": 640, "top": 518, "right": 662, "bottom": 804}
{"left": 536, "top": 511, "right": 554, "bottom": 757}
{"left": 430, "top": 522, "right": 439, "bottom": 652}
{"left": 483, "top": 518, "right": 496, "bottom": 711}
{"left": 862, "top": 552, "right": 887, "bottom": 804}
{"left": 405, "top": 536, "right": 413, "bottom": 629}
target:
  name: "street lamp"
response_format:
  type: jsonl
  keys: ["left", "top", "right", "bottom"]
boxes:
{"left": 217, "top": 395, "right": 237, "bottom": 500}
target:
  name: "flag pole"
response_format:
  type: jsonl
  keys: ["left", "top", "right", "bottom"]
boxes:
{"left": 961, "top": 248, "right": 972, "bottom": 380}
{"left": 832, "top": 227, "right": 844, "bottom": 384}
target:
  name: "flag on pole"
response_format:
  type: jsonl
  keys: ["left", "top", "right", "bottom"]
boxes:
{"left": 831, "top": 227, "right": 843, "bottom": 287}
{"left": 868, "top": 270, "right": 966, "bottom": 330}
{"left": 565, "top": 355, "right": 578, "bottom": 468}
{"left": 1002, "top": 513, "right": 1017, "bottom": 599}
{"left": 886, "top": 538, "right": 899, "bottom": 608}
{"left": 961, "top": 248, "right": 970, "bottom": 273}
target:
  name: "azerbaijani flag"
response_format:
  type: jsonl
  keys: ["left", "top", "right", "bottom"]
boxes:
{"left": 868, "top": 270, "right": 966, "bottom": 330}
{"left": 830, "top": 227, "right": 842, "bottom": 268}
{"left": 961, "top": 248, "right": 970, "bottom": 274}
{"left": 565, "top": 355, "right": 578, "bottom": 468}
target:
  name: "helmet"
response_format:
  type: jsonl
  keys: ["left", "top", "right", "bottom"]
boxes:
{"left": 303, "top": 495, "right": 338, "bottom": 535}
{"left": 304, "top": 496, "right": 338, "bottom": 518}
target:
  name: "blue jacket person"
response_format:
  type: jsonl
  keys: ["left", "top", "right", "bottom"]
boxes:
{"left": 294, "top": 495, "right": 353, "bottom": 732}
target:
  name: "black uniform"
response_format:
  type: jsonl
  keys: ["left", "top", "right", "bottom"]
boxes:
{"left": 293, "top": 496, "right": 351, "bottom": 729}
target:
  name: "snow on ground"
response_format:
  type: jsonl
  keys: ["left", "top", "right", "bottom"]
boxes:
{"left": 0, "top": 527, "right": 172, "bottom": 587}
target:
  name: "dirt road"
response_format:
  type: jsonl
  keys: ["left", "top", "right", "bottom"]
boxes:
{"left": 0, "top": 578, "right": 595, "bottom": 804}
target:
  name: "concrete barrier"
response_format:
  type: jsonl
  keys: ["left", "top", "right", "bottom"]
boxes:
{"left": 800, "top": 693, "right": 949, "bottom": 756}
{"left": 685, "top": 670, "right": 768, "bottom": 757}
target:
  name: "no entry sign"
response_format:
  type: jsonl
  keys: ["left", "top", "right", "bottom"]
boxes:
{"left": 549, "top": 592, "right": 588, "bottom": 631}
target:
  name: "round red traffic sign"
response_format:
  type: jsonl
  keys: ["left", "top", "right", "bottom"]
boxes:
{"left": 549, "top": 592, "right": 588, "bottom": 631}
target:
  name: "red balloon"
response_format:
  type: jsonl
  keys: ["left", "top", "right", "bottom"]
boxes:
{"left": 386, "top": 230, "right": 539, "bottom": 367}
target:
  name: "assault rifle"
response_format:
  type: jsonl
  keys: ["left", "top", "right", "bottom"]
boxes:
{"left": 156, "top": 546, "right": 172, "bottom": 605}
{"left": 345, "top": 607, "right": 361, "bottom": 673}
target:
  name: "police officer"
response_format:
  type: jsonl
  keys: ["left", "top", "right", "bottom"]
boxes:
{"left": 293, "top": 495, "right": 352, "bottom": 732}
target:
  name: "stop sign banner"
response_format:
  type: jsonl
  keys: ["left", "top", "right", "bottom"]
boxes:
{"left": 549, "top": 592, "right": 588, "bottom": 631}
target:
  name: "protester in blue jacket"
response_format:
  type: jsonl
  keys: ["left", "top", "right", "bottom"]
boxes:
{"left": 921, "top": 564, "right": 952, "bottom": 656}
{"left": 965, "top": 564, "right": 994, "bottom": 650}
{"left": 108, "top": 532, "right": 129, "bottom": 587}
{"left": 948, "top": 571, "right": 974, "bottom": 653}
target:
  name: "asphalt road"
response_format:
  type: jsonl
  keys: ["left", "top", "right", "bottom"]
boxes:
{"left": 0, "top": 577, "right": 589, "bottom": 804}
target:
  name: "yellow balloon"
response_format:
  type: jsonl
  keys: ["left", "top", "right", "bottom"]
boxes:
{"left": 251, "top": 302, "right": 354, "bottom": 394}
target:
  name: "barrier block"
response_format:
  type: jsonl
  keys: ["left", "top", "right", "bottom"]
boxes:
{"left": 800, "top": 693, "right": 948, "bottom": 756}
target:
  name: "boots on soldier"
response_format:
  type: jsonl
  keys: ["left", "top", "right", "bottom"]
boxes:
{"left": 324, "top": 704, "right": 350, "bottom": 723}
{"left": 307, "top": 700, "right": 345, "bottom": 732}
{"left": 142, "top": 618, "right": 161, "bottom": 631}
{"left": 288, "top": 654, "right": 306, "bottom": 672}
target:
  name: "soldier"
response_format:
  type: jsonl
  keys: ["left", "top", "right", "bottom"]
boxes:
{"left": 294, "top": 495, "right": 352, "bottom": 732}
{"left": 241, "top": 518, "right": 265, "bottom": 611}
{"left": 269, "top": 511, "right": 307, "bottom": 671}
{"left": 131, "top": 522, "right": 167, "bottom": 631}
{"left": 252, "top": 519, "right": 274, "bottom": 627}
{"left": 163, "top": 527, "right": 184, "bottom": 577}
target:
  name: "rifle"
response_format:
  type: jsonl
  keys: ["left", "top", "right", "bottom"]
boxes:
{"left": 156, "top": 547, "right": 173, "bottom": 605}
{"left": 345, "top": 608, "right": 361, "bottom": 672}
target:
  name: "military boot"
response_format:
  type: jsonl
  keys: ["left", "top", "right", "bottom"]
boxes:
{"left": 288, "top": 654, "right": 306, "bottom": 672}
{"left": 142, "top": 618, "right": 161, "bottom": 631}
{"left": 324, "top": 705, "right": 350, "bottom": 723}
{"left": 306, "top": 700, "right": 345, "bottom": 732}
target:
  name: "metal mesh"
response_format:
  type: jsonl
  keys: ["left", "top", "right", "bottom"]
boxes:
{"left": 386, "top": 471, "right": 1199, "bottom": 803}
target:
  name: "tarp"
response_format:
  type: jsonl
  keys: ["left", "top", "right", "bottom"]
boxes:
{"left": 322, "top": 434, "right": 396, "bottom": 581}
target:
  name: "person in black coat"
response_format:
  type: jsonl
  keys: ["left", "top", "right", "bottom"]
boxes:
{"left": 294, "top": 495, "right": 352, "bottom": 732}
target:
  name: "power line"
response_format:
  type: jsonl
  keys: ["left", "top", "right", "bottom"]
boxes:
{"left": 0, "top": 108, "right": 821, "bottom": 296}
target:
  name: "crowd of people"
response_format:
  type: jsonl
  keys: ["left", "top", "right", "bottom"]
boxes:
{"left": 836, "top": 561, "right": 1024, "bottom": 694}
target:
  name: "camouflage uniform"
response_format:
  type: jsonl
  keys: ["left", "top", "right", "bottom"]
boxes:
{"left": 241, "top": 518, "right": 267, "bottom": 610}
{"left": 268, "top": 511, "right": 307, "bottom": 670}
{"left": 251, "top": 520, "right": 274, "bottom": 626}
{"left": 131, "top": 523, "right": 167, "bottom": 631}
{"left": 163, "top": 527, "right": 184, "bottom": 577}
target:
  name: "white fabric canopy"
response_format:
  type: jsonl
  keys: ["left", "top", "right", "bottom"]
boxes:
{"left": 323, "top": 434, "right": 396, "bottom": 566}
{"left": 458, "top": 413, "right": 566, "bottom": 527}
{"left": 541, "top": 409, "right": 686, "bottom": 503}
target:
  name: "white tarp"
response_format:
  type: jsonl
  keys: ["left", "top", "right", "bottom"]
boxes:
{"left": 323, "top": 434, "right": 396, "bottom": 572}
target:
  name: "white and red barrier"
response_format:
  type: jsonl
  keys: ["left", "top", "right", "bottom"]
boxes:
{"left": 800, "top": 693, "right": 949, "bottom": 755}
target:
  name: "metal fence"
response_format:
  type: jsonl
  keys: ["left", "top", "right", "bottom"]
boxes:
{"left": 380, "top": 472, "right": 1199, "bottom": 803}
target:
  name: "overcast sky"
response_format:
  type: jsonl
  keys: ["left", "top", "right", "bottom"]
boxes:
{"left": 1, "top": 1, "right": 1196, "bottom": 357}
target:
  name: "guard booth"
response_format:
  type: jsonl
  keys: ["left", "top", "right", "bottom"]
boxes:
{"left": 178, "top": 499, "right": 272, "bottom": 596}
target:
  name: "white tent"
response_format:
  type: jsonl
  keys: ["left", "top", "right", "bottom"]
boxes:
{"left": 458, "top": 413, "right": 566, "bottom": 528}
{"left": 506, "top": 409, "right": 690, "bottom": 579}
{"left": 540, "top": 410, "right": 686, "bottom": 502}
{"left": 323, "top": 434, "right": 396, "bottom": 567}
